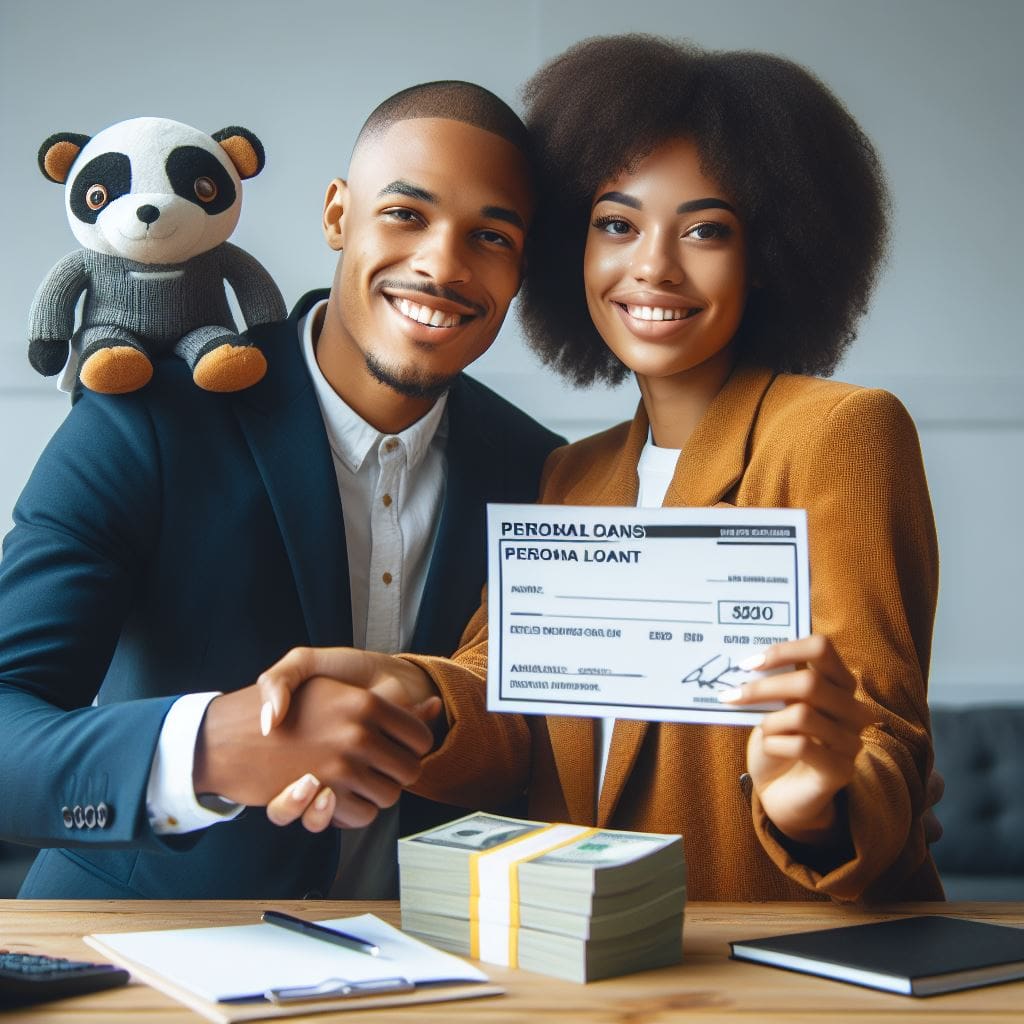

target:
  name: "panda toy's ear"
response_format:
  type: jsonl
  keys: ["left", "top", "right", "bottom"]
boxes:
{"left": 38, "top": 132, "right": 90, "bottom": 183}
{"left": 212, "top": 126, "right": 266, "bottom": 180}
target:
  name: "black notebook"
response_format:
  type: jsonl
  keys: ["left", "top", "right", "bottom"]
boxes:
{"left": 730, "top": 916, "right": 1024, "bottom": 996}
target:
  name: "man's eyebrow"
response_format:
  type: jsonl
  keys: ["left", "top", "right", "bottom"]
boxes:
{"left": 482, "top": 205, "right": 525, "bottom": 230}
{"left": 377, "top": 179, "right": 436, "bottom": 203}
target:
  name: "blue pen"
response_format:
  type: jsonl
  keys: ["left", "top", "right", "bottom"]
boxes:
{"left": 261, "top": 911, "right": 381, "bottom": 957}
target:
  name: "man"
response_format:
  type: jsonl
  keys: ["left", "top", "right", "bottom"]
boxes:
{"left": 0, "top": 82, "right": 562, "bottom": 899}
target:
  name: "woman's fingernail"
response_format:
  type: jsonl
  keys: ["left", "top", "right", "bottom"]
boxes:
{"left": 720, "top": 687, "right": 744, "bottom": 703}
{"left": 260, "top": 701, "right": 274, "bottom": 737}
{"left": 314, "top": 790, "right": 331, "bottom": 811}
{"left": 739, "top": 652, "right": 766, "bottom": 671}
{"left": 291, "top": 774, "right": 319, "bottom": 801}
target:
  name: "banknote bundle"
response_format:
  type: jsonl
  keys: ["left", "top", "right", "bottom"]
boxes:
{"left": 398, "top": 811, "right": 686, "bottom": 983}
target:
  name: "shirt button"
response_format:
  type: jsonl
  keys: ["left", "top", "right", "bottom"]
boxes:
{"left": 384, "top": 438, "right": 399, "bottom": 453}
{"left": 382, "top": 494, "right": 392, "bottom": 508}
{"left": 382, "top": 572, "right": 393, "bottom": 585}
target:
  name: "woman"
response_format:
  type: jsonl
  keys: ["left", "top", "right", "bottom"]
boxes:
{"left": 260, "top": 36, "right": 943, "bottom": 902}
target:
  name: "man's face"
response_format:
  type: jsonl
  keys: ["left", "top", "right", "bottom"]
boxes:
{"left": 321, "top": 117, "right": 533, "bottom": 410}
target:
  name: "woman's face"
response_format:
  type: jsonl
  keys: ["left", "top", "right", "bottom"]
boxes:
{"left": 584, "top": 138, "right": 749, "bottom": 383}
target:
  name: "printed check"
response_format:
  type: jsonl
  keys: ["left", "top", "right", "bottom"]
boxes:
{"left": 487, "top": 505, "right": 809, "bottom": 726}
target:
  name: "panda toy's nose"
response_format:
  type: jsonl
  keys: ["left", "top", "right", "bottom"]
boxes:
{"left": 136, "top": 204, "right": 160, "bottom": 224}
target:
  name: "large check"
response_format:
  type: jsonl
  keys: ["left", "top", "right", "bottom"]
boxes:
{"left": 487, "top": 505, "right": 809, "bottom": 726}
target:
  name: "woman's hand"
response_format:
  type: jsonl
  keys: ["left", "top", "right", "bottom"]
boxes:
{"left": 722, "top": 635, "right": 875, "bottom": 846}
{"left": 253, "top": 647, "right": 441, "bottom": 831}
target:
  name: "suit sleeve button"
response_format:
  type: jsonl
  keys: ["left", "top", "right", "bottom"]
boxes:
{"left": 96, "top": 802, "right": 110, "bottom": 829}
{"left": 83, "top": 804, "right": 96, "bottom": 829}
{"left": 61, "top": 806, "right": 74, "bottom": 829}
{"left": 72, "top": 805, "right": 86, "bottom": 828}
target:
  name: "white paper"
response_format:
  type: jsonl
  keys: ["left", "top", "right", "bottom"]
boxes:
{"left": 87, "top": 913, "right": 487, "bottom": 1003}
{"left": 487, "top": 505, "right": 810, "bottom": 726}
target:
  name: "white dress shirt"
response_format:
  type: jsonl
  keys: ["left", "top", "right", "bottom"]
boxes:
{"left": 146, "top": 300, "right": 449, "bottom": 898}
{"left": 596, "top": 434, "right": 680, "bottom": 804}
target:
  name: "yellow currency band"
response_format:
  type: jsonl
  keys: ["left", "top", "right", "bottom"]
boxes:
{"left": 469, "top": 824, "right": 600, "bottom": 965}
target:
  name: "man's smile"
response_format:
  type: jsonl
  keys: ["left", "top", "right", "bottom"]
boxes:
{"left": 387, "top": 295, "right": 471, "bottom": 329}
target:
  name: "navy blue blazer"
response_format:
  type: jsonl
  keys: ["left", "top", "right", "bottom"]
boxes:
{"left": 0, "top": 290, "right": 563, "bottom": 898}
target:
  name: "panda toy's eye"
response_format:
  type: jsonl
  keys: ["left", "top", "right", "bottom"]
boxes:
{"left": 194, "top": 176, "right": 218, "bottom": 203}
{"left": 86, "top": 184, "right": 109, "bottom": 211}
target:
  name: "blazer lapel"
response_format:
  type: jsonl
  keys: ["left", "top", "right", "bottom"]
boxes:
{"left": 547, "top": 716, "right": 597, "bottom": 824}
{"left": 667, "top": 364, "right": 775, "bottom": 506}
{"left": 232, "top": 305, "right": 353, "bottom": 647}
{"left": 410, "top": 376, "right": 490, "bottom": 655}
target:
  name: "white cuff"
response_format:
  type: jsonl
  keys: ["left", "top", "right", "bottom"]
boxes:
{"left": 146, "top": 692, "right": 243, "bottom": 834}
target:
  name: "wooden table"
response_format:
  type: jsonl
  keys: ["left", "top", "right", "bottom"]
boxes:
{"left": 1, "top": 900, "right": 1021, "bottom": 1022}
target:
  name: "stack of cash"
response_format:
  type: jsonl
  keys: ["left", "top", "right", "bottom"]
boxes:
{"left": 398, "top": 811, "right": 685, "bottom": 983}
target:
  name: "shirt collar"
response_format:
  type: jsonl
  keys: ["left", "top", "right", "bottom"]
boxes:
{"left": 300, "top": 299, "right": 449, "bottom": 474}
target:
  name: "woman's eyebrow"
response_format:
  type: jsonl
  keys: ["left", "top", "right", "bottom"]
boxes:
{"left": 677, "top": 197, "right": 736, "bottom": 214}
{"left": 594, "top": 190, "right": 641, "bottom": 209}
{"left": 593, "top": 193, "right": 736, "bottom": 215}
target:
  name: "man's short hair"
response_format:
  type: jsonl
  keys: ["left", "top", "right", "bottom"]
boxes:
{"left": 354, "top": 80, "right": 531, "bottom": 160}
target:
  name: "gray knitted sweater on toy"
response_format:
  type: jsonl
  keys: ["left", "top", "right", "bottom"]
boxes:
{"left": 29, "top": 242, "right": 284, "bottom": 351}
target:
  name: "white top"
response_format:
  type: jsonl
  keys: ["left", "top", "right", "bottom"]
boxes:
{"left": 596, "top": 433, "right": 681, "bottom": 805}
{"left": 145, "top": 301, "right": 449, "bottom": 897}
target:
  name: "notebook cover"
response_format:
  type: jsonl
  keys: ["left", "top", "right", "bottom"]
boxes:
{"left": 730, "top": 916, "right": 1024, "bottom": 994}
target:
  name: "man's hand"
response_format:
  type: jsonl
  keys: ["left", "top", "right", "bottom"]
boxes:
{"left": 722, "top": 635, "right": 875, "bottom": 846}
{"left": 250, "top": 647, "right": 441, "bottom": 832}
{"left": 193, "top": 672, "right": 438, "bottom": 829}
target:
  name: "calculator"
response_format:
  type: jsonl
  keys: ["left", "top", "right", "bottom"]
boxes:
{"left": 0, "top": 950, "right": 129, "bottom": 1006}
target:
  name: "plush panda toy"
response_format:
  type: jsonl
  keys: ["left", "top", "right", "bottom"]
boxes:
{"left": 29, "top": 117, "right": 286, "bottom": 394}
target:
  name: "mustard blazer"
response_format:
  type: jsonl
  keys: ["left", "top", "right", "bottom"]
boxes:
{"left": 409, "top": 365, "right": 944, "bottom": 902}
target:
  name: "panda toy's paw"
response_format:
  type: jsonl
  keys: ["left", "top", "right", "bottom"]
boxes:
{"left": 192, "top": 337, "right": 268, "bottom": 393}
{"left": 28, "top": 338, "right": 71, "bottom": 377}
{"left": 79, "top": 345, "right": 154, "bottom": 394}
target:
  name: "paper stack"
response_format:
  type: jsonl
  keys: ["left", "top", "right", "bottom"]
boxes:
{"left": 399, "top": 812, "right": 685, "bottom": 983}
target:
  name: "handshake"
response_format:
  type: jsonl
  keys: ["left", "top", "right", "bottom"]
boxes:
{"left": 193, "top": 648, "right": 443, "bottom": 834}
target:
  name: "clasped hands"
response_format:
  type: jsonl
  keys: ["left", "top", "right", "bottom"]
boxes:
{"left": 192, "top": 648, "right": 440, "bottom": 833}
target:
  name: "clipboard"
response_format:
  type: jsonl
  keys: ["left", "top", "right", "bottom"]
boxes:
{"left": 85, "top": 913, "right": 503, "bottom": 1023}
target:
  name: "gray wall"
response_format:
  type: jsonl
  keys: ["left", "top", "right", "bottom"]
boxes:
{"left": 1, "top": 0, "right": 1021, "bottom": 704}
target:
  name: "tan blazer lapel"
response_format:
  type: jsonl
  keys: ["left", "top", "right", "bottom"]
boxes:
{"left": 596, "top": 719, "right": 649, "bottom": 825}
{"left": 583, "top": 402, "right": 649, "bottom": 506}
{"left": 666, "top": 365, "right": 775, "bottom": 506}
{"left": 546, "top": 716, "right": 596, "bottom": 824}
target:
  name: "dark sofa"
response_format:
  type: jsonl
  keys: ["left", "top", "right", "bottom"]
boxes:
{"left": 930, "top": 704, "right": 1024, "bottom": 899}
